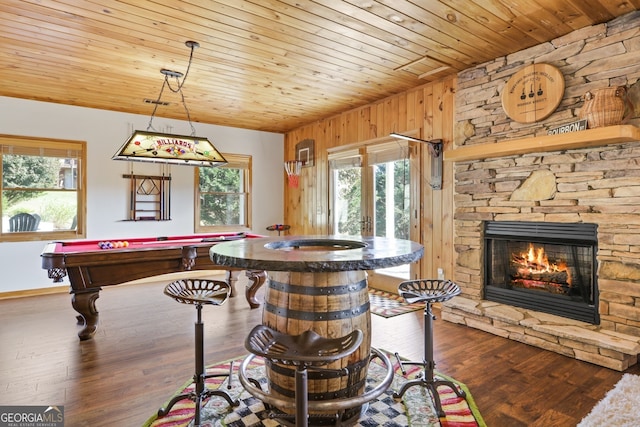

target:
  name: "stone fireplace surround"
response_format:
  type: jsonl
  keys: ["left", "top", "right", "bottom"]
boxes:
{"left": 442, "top": 11, "right": 640, "bottom": 371}
{"left": 443, "top": 135, "right": 640, "bottom": 371}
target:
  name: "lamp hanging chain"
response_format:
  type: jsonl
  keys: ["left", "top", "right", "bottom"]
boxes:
{"left": 164, "top": 42, "right": 196, "bottom": 93}
{"left": 176, "top": 81, "right": 197, "bottom": 136}
{"left": 146, "top": 79, "right": 168, "bottom": 132}
{"left": 145, "top": 41, "right": 198, "bottom": 136}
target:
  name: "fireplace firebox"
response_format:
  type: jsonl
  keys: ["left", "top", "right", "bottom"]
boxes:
{"left": 484, "top": 221, "right": 598, "bottom": 324}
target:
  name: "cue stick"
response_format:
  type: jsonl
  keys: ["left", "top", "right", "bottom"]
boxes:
{"left": 166, "top": 167, "right": 171, "bottom": 220}
{"left": 159, "top": 172, "right": 164, "bottom": 220}
{"left": 129, "top": 172, "right": 135, "bottom": 220}
{"left": 137, "top": 235, "right": 246, "bottom": 245}
{"left": 137, "top": 238, "right": 206, "bottom": 245}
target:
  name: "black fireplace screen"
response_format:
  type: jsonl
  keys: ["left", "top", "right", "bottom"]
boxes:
{"left": 484, "top": 221, "right": 599, "bottom": 324}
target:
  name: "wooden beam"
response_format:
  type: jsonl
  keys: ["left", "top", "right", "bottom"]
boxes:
{"left": 444, "top": 125, "right": 640, "bottom": 162}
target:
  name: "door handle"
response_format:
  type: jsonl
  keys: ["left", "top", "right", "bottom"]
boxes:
{"left": 360, "top": 216, "right": 372, "bottom": 232}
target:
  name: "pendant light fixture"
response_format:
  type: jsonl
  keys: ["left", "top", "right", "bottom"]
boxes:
{"left": 113, "top": 41, "right": 227, "bottom": 167}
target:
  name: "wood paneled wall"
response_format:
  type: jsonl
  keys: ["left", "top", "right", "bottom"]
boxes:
{"left": 283, "top": 76, "right": 457, "bottom": 280}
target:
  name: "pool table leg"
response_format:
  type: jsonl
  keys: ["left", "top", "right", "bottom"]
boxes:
{"left": 225, "top": 270, "right": 239, "bottom": 298}
{"left": 71, "top": 289, "right": 101, "bottom": 341}
{"left": 224, "top": 270, "right": 265, "bottom": 308}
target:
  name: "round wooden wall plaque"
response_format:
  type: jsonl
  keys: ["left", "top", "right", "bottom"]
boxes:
{"left": 501, "top": 63, "right": 565, "bottom": 123}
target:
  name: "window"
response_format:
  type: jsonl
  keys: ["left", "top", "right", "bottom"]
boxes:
{"left": 1, "top": 135, "right": 86, "bottom": 241}
{"left": 195, "top": 153, "right": 251, "bottom": 232}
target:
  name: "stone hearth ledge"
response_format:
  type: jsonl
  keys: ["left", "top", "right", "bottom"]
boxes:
{"left": 441, "top": 296, "right": 640, "bottom": 371}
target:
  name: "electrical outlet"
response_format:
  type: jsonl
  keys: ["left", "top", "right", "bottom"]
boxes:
{"left": 437, "top": 268, "right": 444, "bottom": 280}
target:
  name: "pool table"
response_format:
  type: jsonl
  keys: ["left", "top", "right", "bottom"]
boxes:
{"left": 41, "top": 232, "right": 266, "bottom": 340}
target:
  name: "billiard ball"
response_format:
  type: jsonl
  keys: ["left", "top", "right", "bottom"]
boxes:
{"left": 97, "top": 240, "right": 129, "bottom": 249}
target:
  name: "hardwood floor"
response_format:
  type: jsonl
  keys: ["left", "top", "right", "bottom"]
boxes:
{"left": 1, "top": 275, "right": 638, "bottom": 427}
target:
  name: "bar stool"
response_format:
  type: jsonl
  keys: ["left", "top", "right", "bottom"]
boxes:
{"left": 157, "top": 279, "right": 239, "bottom": 426}
{"left": 243, "top": 325, "right": 363, "bottom": 427}
{"left": 393, "top": 279, "right": 467, "bottom": 418}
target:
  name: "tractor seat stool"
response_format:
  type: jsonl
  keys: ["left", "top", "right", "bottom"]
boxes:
{"left": 242, "top": 325, "right": 363, "bottom": 427}
{"left": 157, "top": 279, "right": 239, "bottom": 426}
{"left": 392, "top": 279, "right": 467, "bottom": 418}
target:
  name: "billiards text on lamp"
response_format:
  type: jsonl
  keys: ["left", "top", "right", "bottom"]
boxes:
{"left": 112, "top": 40, "right": 227, "bottom": 167}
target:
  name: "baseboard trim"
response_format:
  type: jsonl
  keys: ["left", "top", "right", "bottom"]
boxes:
{"left": 0, "top": 270, "right": 233, "bottom": 301}
{"left": 0, "top": 270, "right": 231, "bottom": 301}
{"left": 0, "top": 285, "right": 69, "bottom": 300}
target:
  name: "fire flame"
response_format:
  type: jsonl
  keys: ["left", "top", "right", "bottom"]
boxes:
{"left": 514, "top": 243, "right": 571, "bottom": 285}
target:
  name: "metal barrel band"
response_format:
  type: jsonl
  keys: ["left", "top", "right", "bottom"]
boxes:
{"left": 268, "top": 278, "right": 367, "bottom": 295}
{"left": 267, "top": 356, "right": 369, "bottom": 380}
{"left": 265, "top": 301, "right": 370, "bottom": 321}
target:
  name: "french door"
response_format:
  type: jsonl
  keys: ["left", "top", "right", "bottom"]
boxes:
{"left": 329, "top": 139, "right": 421, "bottom": 293}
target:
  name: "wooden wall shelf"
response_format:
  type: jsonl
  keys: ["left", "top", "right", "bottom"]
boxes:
{"left": 444, "top": 125, "right": 640, "bottom": 162}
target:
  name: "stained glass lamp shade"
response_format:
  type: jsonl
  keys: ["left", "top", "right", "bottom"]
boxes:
{"left": 112, "top": 130, "right": 227, "bottom": 167}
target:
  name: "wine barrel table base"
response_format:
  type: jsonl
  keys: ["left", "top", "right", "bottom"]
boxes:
{"left": 263, "top": 270, "right": 371, "bottom": 422}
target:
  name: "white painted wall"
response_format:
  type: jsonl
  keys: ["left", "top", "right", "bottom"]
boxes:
{"left": 0, "top": 96, "right": 284, "bottom": 292}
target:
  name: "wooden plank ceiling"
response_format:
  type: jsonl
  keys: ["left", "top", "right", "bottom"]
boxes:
{"left": 0, "top": 1, "right": 638, "bottom": 134}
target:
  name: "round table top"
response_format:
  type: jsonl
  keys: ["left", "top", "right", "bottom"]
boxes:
{"left": 209, "top": 235, "right": 424, "bottom": 272}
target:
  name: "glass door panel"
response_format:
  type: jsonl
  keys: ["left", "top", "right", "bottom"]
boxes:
{"left": 331, "top": 164, "right": 362, "bottom": 235}
{"left": 329, "top": 140, "right": 421, "bottom": 292}
{"left": 371, "top": 157, "right": 411, "bottom": 279}
{"left": 329, "top": 149, "right": 364, "bottom": 236}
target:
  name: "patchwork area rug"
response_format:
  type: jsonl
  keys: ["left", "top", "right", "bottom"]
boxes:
{"left": 368, "top": 288, "right": 425, "bottom": 318}
{"left": 143, "top": 353, "right": 485, "bottom": 427}
{"left": 577, "top": 373, "right": 640, "bottom": 427}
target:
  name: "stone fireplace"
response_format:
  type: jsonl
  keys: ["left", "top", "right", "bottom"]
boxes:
{"left": 441, "top": 12, "right": 640, "bottom": 371}
{"left": 442, "top": 139, "right": 640, "bottom": 371}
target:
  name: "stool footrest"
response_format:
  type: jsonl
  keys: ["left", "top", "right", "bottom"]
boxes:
{"left": 238, "top": 348, "right": 394, "bottom": 413}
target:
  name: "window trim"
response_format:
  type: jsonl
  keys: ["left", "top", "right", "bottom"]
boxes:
{"left": 0, "top": 134, "right": 87, "bottom": 242}
{"left": 194, "top": 153, "right": 252, "bottom": 233}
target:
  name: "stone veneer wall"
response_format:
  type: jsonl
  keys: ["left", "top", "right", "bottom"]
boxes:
{"left": 444, "top": 11, "right": 640, "bottom": 370}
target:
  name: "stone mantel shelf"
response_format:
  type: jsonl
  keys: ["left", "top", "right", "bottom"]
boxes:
{"left": 444, "top": 125, "right": 640, "bottom": 162}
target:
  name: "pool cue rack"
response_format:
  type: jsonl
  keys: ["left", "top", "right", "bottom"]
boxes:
{"left": 122, "top": 173, "right": 171, "bottom": 221}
